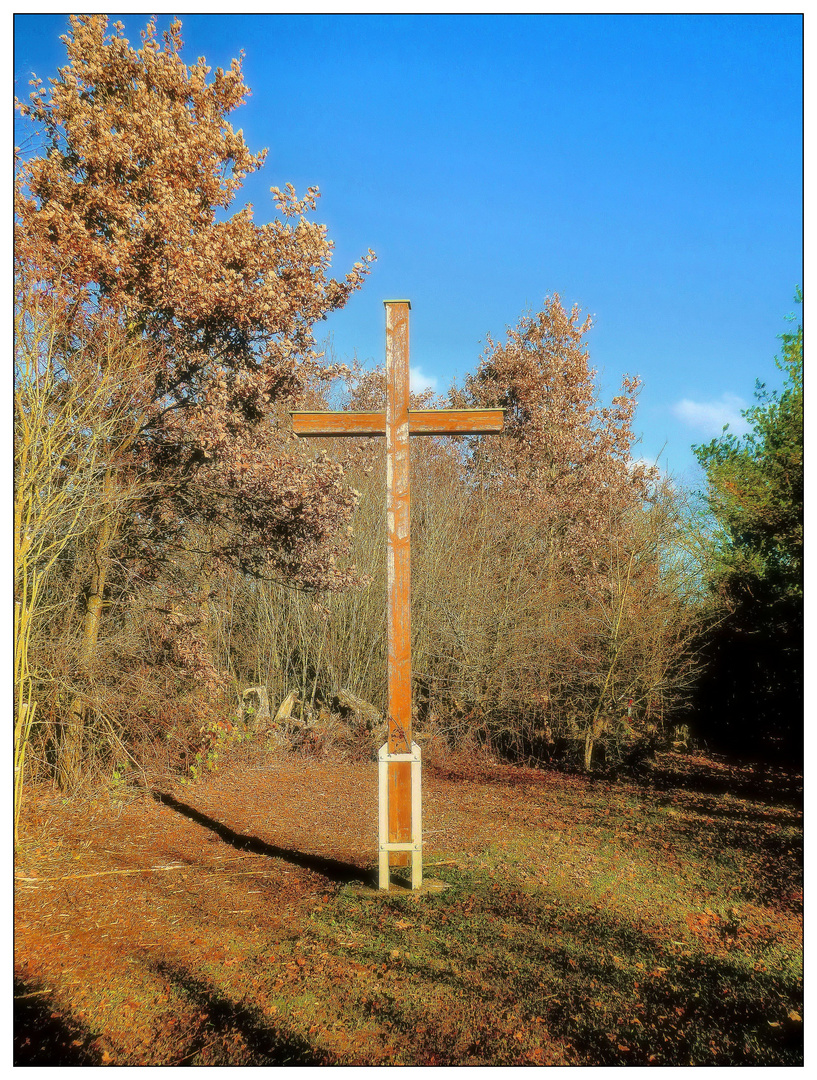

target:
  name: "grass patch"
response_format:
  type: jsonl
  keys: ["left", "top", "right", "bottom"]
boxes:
{"left": 303, "top": 841, "right": 801, "bottom": 1066}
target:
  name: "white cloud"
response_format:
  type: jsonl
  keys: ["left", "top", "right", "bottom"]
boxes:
{"left": 629, "top": 456, "right": 664, "bottom": 476}
{"left": 410, "top": 365, "right": 438, "bottom": 394}
{"left": 672, "top": 393, "right": 749, "bottom": 437}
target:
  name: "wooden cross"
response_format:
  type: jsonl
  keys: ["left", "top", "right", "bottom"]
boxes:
{"left": 292, "top": 300, "right": 503, "bottom": 888}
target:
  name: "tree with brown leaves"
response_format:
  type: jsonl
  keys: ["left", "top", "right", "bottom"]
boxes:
{"left": 456, "top": 296, "right": 678, "bottom": 767}
{"left": 460, "top": 295, "right": 652, "bottom": 577}
{"left": 15, "top": 15, "right": 374, "bottom": 786}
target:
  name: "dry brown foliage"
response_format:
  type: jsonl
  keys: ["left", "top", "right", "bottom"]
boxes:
{"left": 212, "top": 303, "right": 711, "bottom": 773}
{"left": 15, "top": 15, "right": 374, "bottom": 790}
{"left": 14, "top": 18, "right": 714, "bottom": 794}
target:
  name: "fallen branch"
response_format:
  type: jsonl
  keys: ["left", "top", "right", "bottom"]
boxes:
{"left": 15, "top": 861, "right": 293, "bottom": 888}
{"left": 15, "top": 864, "right": 187, "bottom": 884}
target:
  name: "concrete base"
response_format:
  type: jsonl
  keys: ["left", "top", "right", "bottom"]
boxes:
{"left": 347, "top": 877, "right": 451, "bottom": 900}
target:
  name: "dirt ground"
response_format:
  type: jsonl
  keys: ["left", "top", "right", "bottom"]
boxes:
{"left": 13, "top": 745, "right": 803, "bottom": 1065}
{"left": 14, "top": 747, "right": 591, "bottom": 1063}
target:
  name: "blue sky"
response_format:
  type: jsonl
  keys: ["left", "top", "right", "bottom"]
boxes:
{"left": 14, "top": 13, "right": 803, "bottom": 484}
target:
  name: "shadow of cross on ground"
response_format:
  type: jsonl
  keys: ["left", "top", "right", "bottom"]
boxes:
{"left": 151, "top": 790, "right": 377, "bottom": 887}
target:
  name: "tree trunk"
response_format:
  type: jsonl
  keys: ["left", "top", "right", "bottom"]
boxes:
{"left": 583, "top": 714, "right": 605, "bottom": 772}
{"left": 57, "top": 473, "right": 119, "bottom": 790}
{"left": 583, "top": 728, "right": 594, "bottom": 772}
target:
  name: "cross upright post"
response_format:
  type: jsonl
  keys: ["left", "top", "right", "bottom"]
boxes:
{"left": 291, "top": 301, "right": 503, "bottom": 889}
{"left": 384, "top": 301, "right": 413, "bottom": 868}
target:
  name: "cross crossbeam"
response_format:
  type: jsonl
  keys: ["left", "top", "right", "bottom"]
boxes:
{"left": 290, "top": 409, "right": 505, "bottom": 438}
{"left": 291, "top": 300, "right": 503, "bottom": 888}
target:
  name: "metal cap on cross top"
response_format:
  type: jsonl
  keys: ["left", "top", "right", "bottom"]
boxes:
{"left": 291, "top": 301, "right": 504, "bottom": 890}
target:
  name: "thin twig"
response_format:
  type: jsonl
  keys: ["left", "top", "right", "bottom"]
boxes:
{"left": 189, "top": 870, "right": 283, "bottom": 884}
{"left": 208, "top": 853, "right": 269, "bottom": 862}
{"left": 167, "top": 1038, "right": 220, "bottom": 1066}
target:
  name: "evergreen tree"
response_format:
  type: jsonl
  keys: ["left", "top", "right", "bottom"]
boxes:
{"left": 693, "top": 292, "right": 803, "bottom": 761}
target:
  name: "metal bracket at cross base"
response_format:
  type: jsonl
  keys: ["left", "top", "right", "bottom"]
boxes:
{"left": 378, "top": 742, "right": 422, "bottom": 890}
